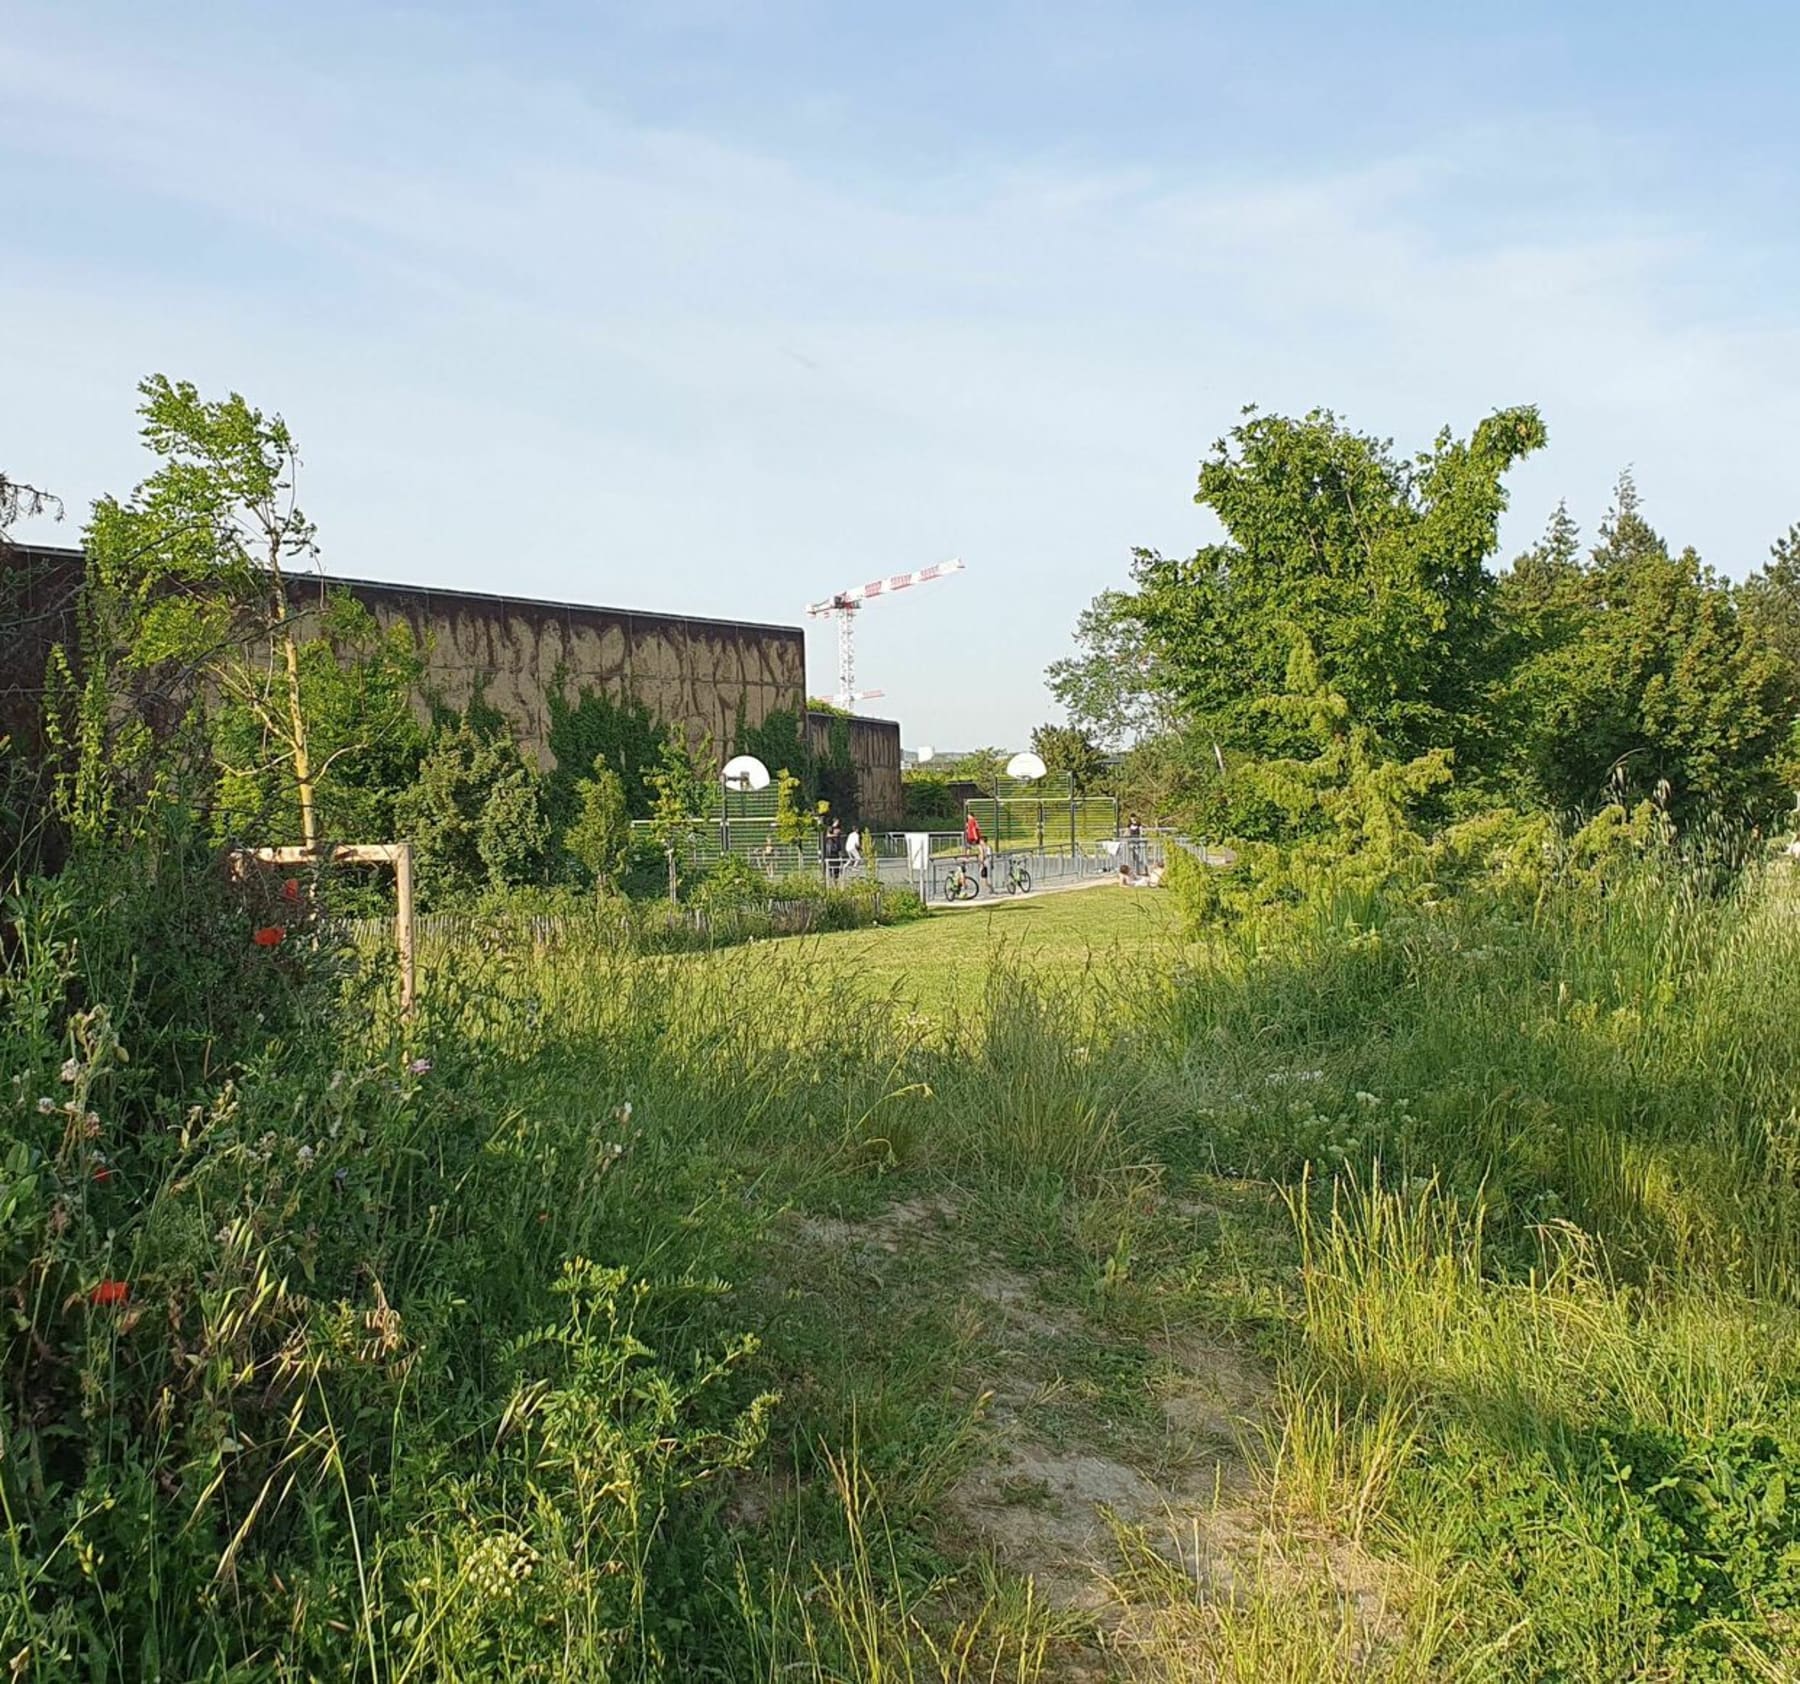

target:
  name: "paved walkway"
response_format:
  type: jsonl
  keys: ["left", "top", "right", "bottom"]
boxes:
{"left": 934, "top": 872, "right": 1126, "bottom": 910}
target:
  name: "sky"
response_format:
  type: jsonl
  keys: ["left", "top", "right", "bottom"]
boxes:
{"left": 3, "top": 1, "right": 1798, "bottom": 748}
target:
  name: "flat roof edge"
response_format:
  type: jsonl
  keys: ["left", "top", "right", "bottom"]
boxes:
{"left": 5, "top": 546, "right": 803, "bottom": 639}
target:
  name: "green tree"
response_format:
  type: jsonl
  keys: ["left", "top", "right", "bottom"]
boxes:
{"left": 209, "top": 594, "right": 426, "bottom": 846}
{"left": 1029, "top": 723, "right": 1105, "bottom": 792}
{"left": 562, "top": 755, "right": 631, "bottom": 891}
{"left": 644, "top": 733, "right": 711, "bottom": 901}
{"left": 947, "top": 746, "right": 1007, "bottom": 797}
{"left": 901, "top": 770, "right": 959, "bottom": 828}
{"left": 1498, "top": 476, "right": 1789, "bottom": 823}
{"left": 1044, "top": 588, "right": 1171, "bottom": 749}
{"left": 81, "top": 376, "right": 332, "bottom": 848}
{"left": 1132, "top": 404, "right": 1547, "bottom": 769}
{"left": 772, "top": 765, "right": 816, "bottom": 854}
{"left": 1739, "top": 524, "right": 1800, "bottom": 790}
{"left": 394, "top": 718, "right": 550, "bottom": 905}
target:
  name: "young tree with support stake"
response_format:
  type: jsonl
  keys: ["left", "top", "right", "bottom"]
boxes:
{"left": 644, "top": 733, "right": 711, "bottom": 902}
{"left": 75, "top": 375, "right": 424, "bottom": 1009}
{"left": 82, "top": 376, "right": 330, "bottom": 849}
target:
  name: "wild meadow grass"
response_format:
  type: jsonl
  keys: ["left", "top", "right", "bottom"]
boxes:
{"left": 5, "top": 851, "right": 1800, "bottom": 1676}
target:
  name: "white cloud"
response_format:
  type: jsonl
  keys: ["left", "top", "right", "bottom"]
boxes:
{"left": 2, "top": 24, "right": 1796, "bottom": 743}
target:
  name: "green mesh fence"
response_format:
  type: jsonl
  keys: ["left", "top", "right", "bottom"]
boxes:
{"left": 964, "top": 776, "right": 1117, "bottom": 851}
{"left": 630, "top": 784, "right": 847, "bottom": 879}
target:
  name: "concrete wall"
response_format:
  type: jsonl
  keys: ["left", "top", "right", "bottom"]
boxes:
{"left": 0, "top": 545, "right": 83, "bottom": 771}
{"left": 312, "top": 573, "right": 806, "bottom": 764}
{"left": 0, "top": 546, "right": 809, "bottom": 773}
{"left": 807, "top": 708, "right": 903, "bottom": 828}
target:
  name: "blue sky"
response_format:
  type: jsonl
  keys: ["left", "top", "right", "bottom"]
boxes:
{"left": 4, "top": 1, "right": 1797, "bottom": 747}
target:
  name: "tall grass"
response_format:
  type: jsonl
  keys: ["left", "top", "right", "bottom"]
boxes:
{"left": 7, "top": 835, "right": 1800, "bottom": 1677}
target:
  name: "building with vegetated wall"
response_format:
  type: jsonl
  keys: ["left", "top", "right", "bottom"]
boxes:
{"left": 1, "top": 544, "right": 904, "bottom": 824}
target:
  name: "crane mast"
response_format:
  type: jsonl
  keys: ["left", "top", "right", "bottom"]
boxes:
{"left": 805, "top": 559, "right": 964, "bottom": 710}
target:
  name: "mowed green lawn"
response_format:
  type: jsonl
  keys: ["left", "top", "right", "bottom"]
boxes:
{"left": 722, "top": 881, "right": 1183, "bottom": 1009}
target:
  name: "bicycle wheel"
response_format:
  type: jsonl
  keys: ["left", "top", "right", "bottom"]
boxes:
{"left": 1011, "top": 868, "right": 1031, "bottom": 894}
{"left": 958, "top": 874, "right": 981, "bottom": 901}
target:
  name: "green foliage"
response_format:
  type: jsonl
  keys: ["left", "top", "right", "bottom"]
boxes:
{"left": 73, "top": 375, "right": 333, "bottom": 846}
{"left": 545, "top": 682, "right": 668, "bottom": 830}
{"left": 691, "top": 852, "right": 775, "bottom": 913}
{"left": 813, "top": 714, "right": 858, "bottom": 820}
{"left": 562, "top": 755, "right": 632, "bottom": 890}
{"left": 1496, "top": 479, "right": 1791, "bottom": 823}
{"left": 1132, "top": 404, "right": 1546, "bottom": 766}
{"left": 944, "top": 746, "right": 1007, "bottom": 798}
{"left": 1738, "top": 523, "right": 1800, "bottom": 789}
{"left": 395, "top": 718, "right": 550, "bottom": 906}
{"left": 1028, "top": 723, "right": 1105, "bottom": 792}
{"left": 900, "top": 770, "right": 958, "bottom": 828}
{"left": 772, "top": 765, "right": 816, "bottom": 852}
{"left": 390, "top": 1259, "right": 774, "bottom": 1677}
{"left": 1044, "top": 587, "right": 1170, "bottom": 750}
{"left": 643, "top": 733, "right": 712, "bottom": 902}
{"left": 738, "top": 707, "right": 811, "bottom": 804}
{"left": 1166, "top": 642, "right": 1452, "bottom": 929}
{"left": 210, "top": 594, "right": 427, "bottom": 845}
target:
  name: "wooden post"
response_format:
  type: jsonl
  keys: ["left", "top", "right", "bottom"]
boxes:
{"left": 394, "top": 841, "right": 416, "bottom": 1021}
{"left": 234, "top": 841, "right": 418, "bottom": 1019}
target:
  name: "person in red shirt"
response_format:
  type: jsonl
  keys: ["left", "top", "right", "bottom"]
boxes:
{"left": 964, "top": 811, "right": 982, "bottom": 849}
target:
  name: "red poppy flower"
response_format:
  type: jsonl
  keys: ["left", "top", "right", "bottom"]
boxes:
{"left": 281, "top": 878, "right": 300, "bottom": 902}
{"left": 92, "top": 1166, "right": 112, "bottom": 1184}
{"left": 252, "top": 926, "right": 286, "bottom": 948}
{"left": 90, "top": 1279, "right": 130, "bottom": 1307}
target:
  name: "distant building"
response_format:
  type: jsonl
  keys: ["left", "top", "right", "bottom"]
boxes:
{"left": 1, "top": 544, "right": 903, "bottom": 825}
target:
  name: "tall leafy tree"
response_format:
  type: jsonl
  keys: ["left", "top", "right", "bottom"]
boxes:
{"left": 83, "top": 377, "right": 331, "bottom": 847}
{"left": 1028, "top": 723, "right": 1106, "bottom": 792}
{"left": 1044, "top": 588, "right": 1171, "bottom": 750}
{"left": 1738, "top": 523, "right": 1800, "bottom": 789}
{"left": 562, "top": 755, "right": 632, "bottom": 891}
{"left": 1498, "top": 476, "right": 1789, "bottom": 822}
{"left": 1131, "top": 404, "right": 1547, "bottom": 767}
{"left": 643, "top": 732, "right": 712, "bottom": 901}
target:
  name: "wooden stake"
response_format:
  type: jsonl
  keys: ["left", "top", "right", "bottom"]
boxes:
{"left": 394, "top": 841, "right": 416, "bottom": 1020}
{"left": 233, "top": 842, "right": 418, "bottom": 1018}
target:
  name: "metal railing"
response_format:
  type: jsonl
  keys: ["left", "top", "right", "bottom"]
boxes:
{"left": 902, "top": 836, "right": 1168, "bottom": 903}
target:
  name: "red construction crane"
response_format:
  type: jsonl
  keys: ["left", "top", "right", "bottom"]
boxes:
{"left": 805, "top": 559, "right": 965, "bottom": 710}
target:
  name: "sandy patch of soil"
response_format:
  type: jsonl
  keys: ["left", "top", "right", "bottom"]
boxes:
{"left": 785, "top": 1191, "right": 1397, "bottom": 1658}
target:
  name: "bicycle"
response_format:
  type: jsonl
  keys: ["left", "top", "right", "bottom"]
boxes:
{"left": 1002, "top": 856, "right": 1032, "bottom": 895}
{"left": 943, "top": 859, "right": 981, "bottom": 901}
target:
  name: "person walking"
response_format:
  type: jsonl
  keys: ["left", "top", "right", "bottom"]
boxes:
{"left": 844, "top": 825, "right": 863, "bottom": 875}
{"left": 1127, "top": 812, "right": 1145, "bottom": 876}
{"left": 822, "top": 818, "right": 844, "bottom": 883}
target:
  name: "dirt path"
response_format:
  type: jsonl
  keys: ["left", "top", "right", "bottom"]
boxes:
{"left": 776, "top": 1190, "right": 1395, "bottom": 1674}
